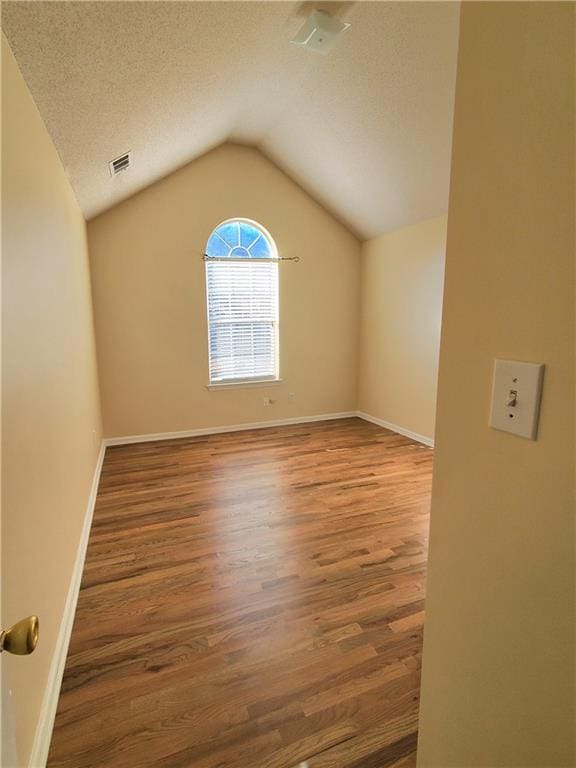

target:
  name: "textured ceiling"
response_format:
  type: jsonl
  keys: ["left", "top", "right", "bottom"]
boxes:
{"left": 1, "top": 1, "right": 459, "bottom": 239}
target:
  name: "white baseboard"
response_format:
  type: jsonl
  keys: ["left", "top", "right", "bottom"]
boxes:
{"left": 104, "top": 412, "right": 358, "bottom": 446}
{"left": 104, "top": 411, "right": 434, "bottom": 449}
{"left": 29, "top": 440, "right": 106, "bottom": 768}
{"left": 356, "top": 411, "right": 435, "bottom": 448}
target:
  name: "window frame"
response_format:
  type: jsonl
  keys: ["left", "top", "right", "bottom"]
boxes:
{"left": 204, "top": 218, "right": 280, "bottom": 388}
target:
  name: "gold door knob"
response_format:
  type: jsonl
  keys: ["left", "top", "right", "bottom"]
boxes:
{"left": 0, "top": 616, "right": 39, "bottom": 655}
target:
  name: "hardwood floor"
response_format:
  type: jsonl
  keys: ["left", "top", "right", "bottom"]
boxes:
{"left": 48, "top": 418, "right": 433, "bottom": 768}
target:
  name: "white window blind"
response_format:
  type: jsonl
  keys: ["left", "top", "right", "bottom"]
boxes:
{"left": 205, "top": 220, "right": 279, "bottom": 384}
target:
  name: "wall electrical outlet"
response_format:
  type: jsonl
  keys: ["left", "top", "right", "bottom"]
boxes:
{"left": 263, "top": 397, "right": 273, "bottom": 406}
{"left": 288, "top": 392, "right": 296, "bottom": 402}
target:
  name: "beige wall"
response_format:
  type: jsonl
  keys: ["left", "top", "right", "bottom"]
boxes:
{"left": 417, "top": 4, "right": 575, "bottom": 767}
{"left": 358, "top": 216, "right": 446, "bottom": 441}
{"left": 88, "top": 143, "right": 361, "bottom": 438}
{"left": 1, "top": 37, "right": 103, "bottom": 765}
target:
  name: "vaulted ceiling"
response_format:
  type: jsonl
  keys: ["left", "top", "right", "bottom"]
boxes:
{"left": 1, "top": 1, "right": 459, "bottom": 239}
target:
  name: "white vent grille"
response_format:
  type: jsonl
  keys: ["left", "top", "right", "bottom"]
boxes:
{"left": 109, "top": 152, "right": 131, "bottom": 176}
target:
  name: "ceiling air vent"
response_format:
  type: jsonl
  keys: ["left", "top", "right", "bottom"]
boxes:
{"left": 109, "top": 151, "right": 131, "bottom": 177}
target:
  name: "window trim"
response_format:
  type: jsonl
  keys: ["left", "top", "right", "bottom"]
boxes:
{"left": 204, "top": 218, "right": 280, "bottom": 386}
{"left": 205, "top": 377, "right": 283, "bottom": 391}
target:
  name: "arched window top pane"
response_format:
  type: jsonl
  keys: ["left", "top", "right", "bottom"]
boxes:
{"left": 206, "top": 219, "right": 276, "bottom": 259}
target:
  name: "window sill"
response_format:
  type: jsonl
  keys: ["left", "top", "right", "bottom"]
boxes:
{"left": 206, "top": 379, "right": 283, "bottom": 391}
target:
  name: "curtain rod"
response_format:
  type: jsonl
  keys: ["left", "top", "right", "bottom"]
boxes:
{"left": 202, "top": 254, "right": 300, "bottom": 263}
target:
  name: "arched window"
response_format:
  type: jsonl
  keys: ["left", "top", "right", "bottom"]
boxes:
{"left": 205, "top": 219, "right": 279, "bottom": 385}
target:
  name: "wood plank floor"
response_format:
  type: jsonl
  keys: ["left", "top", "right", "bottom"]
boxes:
{"left": 48, "top": 418, "right": 433, "bottom": 768}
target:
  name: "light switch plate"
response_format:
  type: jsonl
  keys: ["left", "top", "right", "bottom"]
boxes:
{"left": 490, "top": 359, "right": 545, "bottom": 440}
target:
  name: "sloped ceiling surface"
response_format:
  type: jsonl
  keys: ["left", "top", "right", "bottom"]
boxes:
{"left": 1, "top": 1, "right": 459, "bottom": 238}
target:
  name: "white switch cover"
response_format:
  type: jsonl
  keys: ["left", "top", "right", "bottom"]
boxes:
{"left": 490, "top": 360, "right": 545, "bottom": 440}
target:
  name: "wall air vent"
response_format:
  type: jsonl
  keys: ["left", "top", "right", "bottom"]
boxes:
{"left": 109, "top": 152, "right": 131, "bottom": 176}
